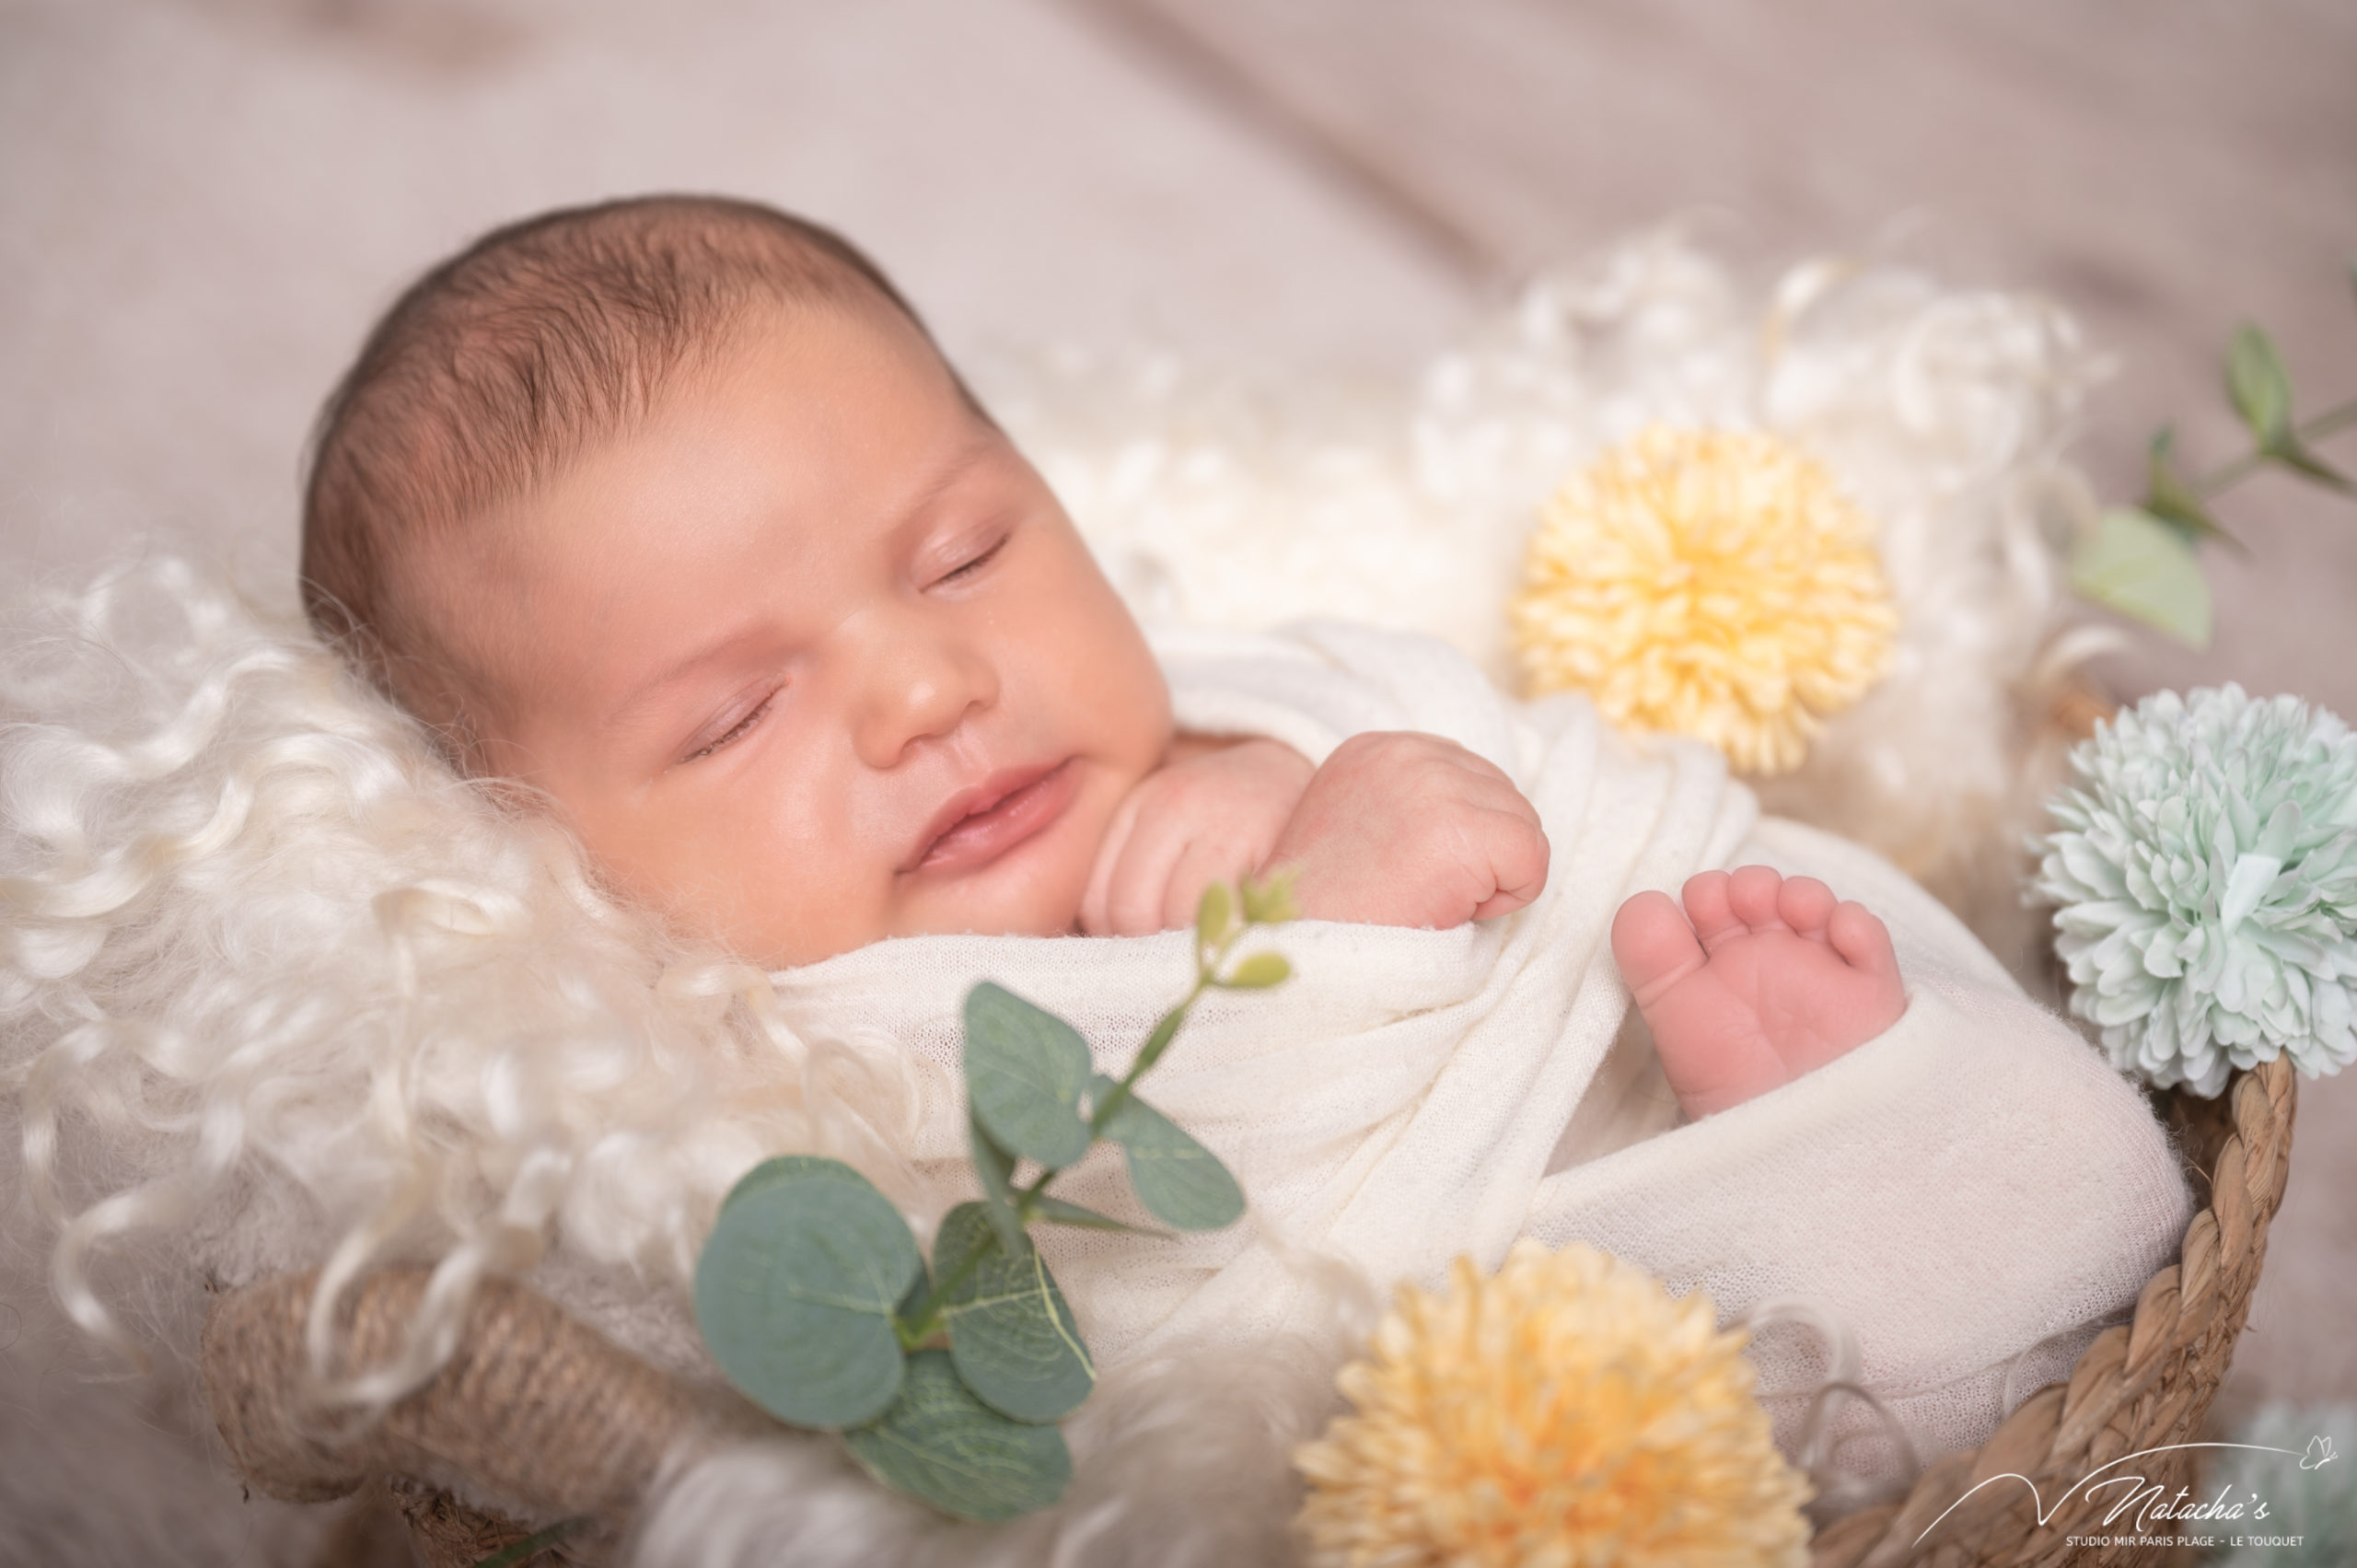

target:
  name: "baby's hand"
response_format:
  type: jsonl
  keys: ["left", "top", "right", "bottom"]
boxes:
{"left": 1262, "top": 732, "right": 1550, "bottom": 928}
{"left": 1081, "top": 737, "right": 1315, "bottom": 936}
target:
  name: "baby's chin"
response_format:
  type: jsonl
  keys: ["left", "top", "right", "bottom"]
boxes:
{"left": 755, "top": 773, "right": 1132, "bottom": 963}
{"left": 647, "top": 842, "right": 1107, "bottom": 969}
{"left": 884, "top": 881, "right": 1093, "bottom": 948}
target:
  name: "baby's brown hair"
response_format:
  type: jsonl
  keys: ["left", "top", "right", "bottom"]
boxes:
{"left": 301, "top": 193, "right": 952, "bottom": 738}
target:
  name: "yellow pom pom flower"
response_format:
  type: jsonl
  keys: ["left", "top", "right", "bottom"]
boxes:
{"left": 1511, "top": 426, "right": 1897, "bottom": 775}
{"left": 1294, "top": 1240, "right": 1811, "bottom": 1568}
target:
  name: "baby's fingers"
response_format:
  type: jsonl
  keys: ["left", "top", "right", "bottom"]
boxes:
{"left": 1100, "top": 823, "right": 1190, "bottom": 936}
{"left": 1080, "top": 794, "right": 1140, "bottom": 935}
{"left": 1467, "top": 805, "right": 1550, "bottom": 921}
{"left": 1082, "top": 794, "right": 1171, "bottom": 936}
{"left": 1160, "top": 838, "right": 1256, "bottom": 933}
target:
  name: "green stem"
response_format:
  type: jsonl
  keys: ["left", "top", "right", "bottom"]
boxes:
{"left": 1011, "top": 940, "right": 1227, "bottom": 1211}
{"left": 921, "top": 911, "right": 1253, "bottom": 1346}
{"left": 1087, "top": 984, "right": 1206, "bottom": 1137}
{"left": 2192, "top": 394, "right": 2357, "bottom": 497}
{"left": 2190, "top": 449, "right": 2266, "bottom": 499}
{"left": 2307, "top": 398, "right": 2357, "bottom": 443}
{"left": 896, "top": 1237, "right": 999, "bottom": 1349}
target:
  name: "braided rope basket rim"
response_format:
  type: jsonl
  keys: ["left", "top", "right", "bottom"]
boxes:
{"left": 1808, "top": 1055, "right": 2298, "bottom": 1568}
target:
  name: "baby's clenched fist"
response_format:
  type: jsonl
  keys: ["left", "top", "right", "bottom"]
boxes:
{"left": 1262, "top": 732, "right": 1550, "bottom": 929}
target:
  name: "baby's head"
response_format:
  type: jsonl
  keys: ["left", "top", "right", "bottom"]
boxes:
{"left": 303, "top": 195, "right": 1171, "bottom": 967}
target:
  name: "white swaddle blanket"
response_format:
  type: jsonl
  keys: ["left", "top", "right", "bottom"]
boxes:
{"left": 767, "top": 619, "right": 2193, "bottom": 1476}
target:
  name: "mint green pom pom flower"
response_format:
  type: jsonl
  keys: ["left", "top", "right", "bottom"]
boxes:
{"left": 2033, "top": 685, "right": 2357, "bottom": 1097}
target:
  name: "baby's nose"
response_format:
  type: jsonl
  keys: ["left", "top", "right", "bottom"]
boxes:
{"left": 848, "top": 616, "right": 998, "bottom": 767}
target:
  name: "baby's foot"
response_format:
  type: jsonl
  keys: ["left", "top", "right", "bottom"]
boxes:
{"left": 1609, "top": 866, "right": 1904, "bottom": 1119}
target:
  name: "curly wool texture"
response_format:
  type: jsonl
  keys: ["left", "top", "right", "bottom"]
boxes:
{"left": 0, "top": 560, "right": 921, "bottom": 1405}
{"left": 1293, "top": 1241, "right": 1810, "bottom": 1568}
{"left": 1510, "top": 426, "right": 1897, "bottom": 775}
{"left": 2034, "top": 685, "right": 2357, "bottom": 1097}
{"left": 0, "top": 560, "right": 1368, "bottom": 1568}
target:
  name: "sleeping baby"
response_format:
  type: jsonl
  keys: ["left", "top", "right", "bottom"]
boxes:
{"left": 302, "top": 192, "right": 1900, "bottom": 1124}
{"left": 296, "top": 194, "right": 2189, "bottom": 1481}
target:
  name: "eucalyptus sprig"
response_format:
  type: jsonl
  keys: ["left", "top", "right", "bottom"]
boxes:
{"left": 692, "top": 874, "right": 1295, "bottom": 1521}
{"left": 2071, "top": 264, "right": 2357, "bottom": 646}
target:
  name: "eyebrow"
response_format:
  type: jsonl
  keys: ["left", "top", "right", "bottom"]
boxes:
{"left": 600, "top": 428, "right": 1002, "bottom": 733}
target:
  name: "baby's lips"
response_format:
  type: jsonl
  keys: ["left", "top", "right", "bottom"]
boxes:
{"left": 902, "top": 758, "right": 1074, "bottom": 875}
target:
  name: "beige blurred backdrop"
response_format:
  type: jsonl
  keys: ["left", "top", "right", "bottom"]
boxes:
{"left": 4, "top": 0, "right": 2353, "bottom": 1412}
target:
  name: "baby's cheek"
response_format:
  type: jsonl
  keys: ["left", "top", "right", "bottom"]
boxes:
{"left": 666, "top": 815, "right": 882, "bottom": 969}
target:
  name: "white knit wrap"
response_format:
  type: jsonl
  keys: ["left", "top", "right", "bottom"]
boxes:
{"left": 763, "top": 621, "right": 2192, "bottom": 1488}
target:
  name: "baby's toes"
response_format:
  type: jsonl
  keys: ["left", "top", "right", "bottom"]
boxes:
{"left": 1725, "top": 865, "right": 1790, "bottom": 933}
{"left": 1827, "top": 901, "right": 1905, "bottom": 1035}
{"left": 1680, "top": 869, "right": 1744, "bottom": 950}
{"left": 1612, "top": 889, "right": 1707, "bottom": 1006}
{"left": 1777, "top": 875, "right": 1837, "bottom": 941}
{"left": 1828, "top": 900, "right": 1896, "bottom": 971}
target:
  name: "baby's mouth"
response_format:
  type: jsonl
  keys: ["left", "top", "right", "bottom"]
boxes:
{"left": 905, "top": 760, "right": 1078, "bottom": 876}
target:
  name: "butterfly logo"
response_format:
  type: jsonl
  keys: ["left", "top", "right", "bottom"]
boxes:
{"left": 2299, "top": 1434, "right": 2337, "bottom": 1471}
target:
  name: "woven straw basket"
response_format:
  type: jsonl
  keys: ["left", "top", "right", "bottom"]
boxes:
{"left": 1809, "top": 1057, "right": 2297, "bottom": 1567}
{"left": 200, "top": 1057, "right": 2296, "bottom": 1568}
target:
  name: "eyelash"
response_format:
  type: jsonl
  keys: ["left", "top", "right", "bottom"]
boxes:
{"left": 684, "top": 691, "right": 776, "bottom": 764}
{"left": 935, "top": 532, "right": 1009, "bottom": 587}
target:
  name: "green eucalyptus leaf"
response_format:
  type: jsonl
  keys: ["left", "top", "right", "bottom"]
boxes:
{"left": 896, "top": 1260, "right": 932, "bottom": 1330}
{"left": 1218, "top": 952, "right": 1291, "bottom": 990}
{"left": 695, "top": 1156, "right": 922, "bottom": 1429}
{"left": 934, "top": 1203, "right": 1095, "bottom": 1423}
{"left": 1194, "top": 880, "right": 1236, "bottom": 955}
{"left": 968, "top": 1111, "right": 1026, "bottom": 1254}
{"left": 964, "top": 982, "right": 1093, "bottom": 1170}
{"left": 1090, "top": 1074, "right": 1246, "bottom": 1231}
{"left": 2227, "top": 323, "right": 2294, "bottom": 447}
{"left": 2142, "top": 428, "right": 2235, "bottom": 546}
{"left": 1030, "top": 1195, "right": 1157, "bottom": 1235}
{"left": 1239, "top": 871, "right": 1299, "bottom": 925}
{"left": 2070, "top": 505, "right": 2214, "bottom": 647}
{"left": 844, "top": 1349, "right": 1073, "bottom": 1521}
{"left": 715, "top": 1151, "right": 828, "bottom": 1220}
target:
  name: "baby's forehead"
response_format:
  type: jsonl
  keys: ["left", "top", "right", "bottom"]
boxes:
{"left": 306, "top": 196, "right": 953, "bottom": 687}
{"left": 403, "top": 298, "right": 989, "bottom": 704}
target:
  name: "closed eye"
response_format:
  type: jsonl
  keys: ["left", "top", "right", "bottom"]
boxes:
{"left": 932, "top": 532, "right": 1009, "bottom": 587}
{"left": 682, "top": 690, "right": 777, "bottom": 764}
